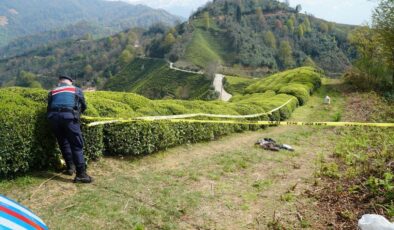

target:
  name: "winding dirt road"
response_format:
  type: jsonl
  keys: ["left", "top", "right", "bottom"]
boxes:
{"left": 169, "top": 62, "right": 233, "bottom": 102}
{"left": 213, "top": 74, "right": 232, "bottom": 102}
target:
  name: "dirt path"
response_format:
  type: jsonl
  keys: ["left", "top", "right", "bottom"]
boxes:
{"left": 169, "top": 62, "right": 204, "bottom": 75}
{"left": 0, "top": 79, "right": 345, "bottom": 229}
{"left": 214, "top": 74, "right": 232, "bottom": 102}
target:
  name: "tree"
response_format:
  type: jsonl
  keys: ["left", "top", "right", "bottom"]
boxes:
{"left": 84, "top": 64, "right": 93, "bottom": 76}
{"left": 203, "top": 11, "right": 210, "bottom": 29}
{"left": 127, "top": 31, "right": 138, "bottom": 44}
{"left": 297, "top": 25, "right": 304, "bottom": 38}
{"left": 264, "top": 31, "right": 277, "bottom": 49}
{"left": 256, "top": 7, "right": 265, "bottom": 24}
{"left": 236, "top": 5, "right": 242, "bottom": 23}
{"left": 120, "top": 50, "right": 133, "bottom": 64}
{"left": 295, "top": 4, "right": 302, "bottom": 13}
{"left": 278, "top": 40, "right": 295, "bottom": 68}
{"left": 373, "top": 0, "right": 394, "bottom": 88}
{"left": 224, "top": 1, "right": 229, "bottom": 14}
{"left": 15, "top": 71, "right": 42, "bottom": 88}
{"left": 303, "top": 17, "right": 311, "bottom": 32}
{"left": 164, "top": 32, "right": 176, "bottom": 46}
{"left": 319, "top": 22, "right": 329, "bottom": 33}
{"left": 286, "top": 18, "right": 294, "bottom": 33}
{"left": 347, "top": 26, "right": 390, "bottom": 90}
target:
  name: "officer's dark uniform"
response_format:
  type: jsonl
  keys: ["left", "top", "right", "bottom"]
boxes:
{"left": 47, "top": 76, "right": 92, "bottom": 183}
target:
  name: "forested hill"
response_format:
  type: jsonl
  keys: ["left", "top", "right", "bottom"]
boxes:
{"left": 155, "top": 0, "right": 356, "bottom": 76}
{"left": 0, "top": 0, "right": 358, "bottom": 91}
{"left": 0, "top": 28, "right": 148, "bottom": 89}
{"left": 0, "top": 0, "right": 180, "bottom": 55}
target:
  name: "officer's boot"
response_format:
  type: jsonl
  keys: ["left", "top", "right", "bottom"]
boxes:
{"left": 74, "top": 165, "right": 93, "bottom": 183}
{"left": 65, "top": 162, "right": 76, "bottom": 176}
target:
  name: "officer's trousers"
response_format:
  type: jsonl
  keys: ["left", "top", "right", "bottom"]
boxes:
{"left": 48, "top": 114, "right": 85, "bottom": 171}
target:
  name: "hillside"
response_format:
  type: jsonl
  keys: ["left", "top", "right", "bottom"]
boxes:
{"left": 0, "top": 28, "right": 149, "bottom": 89}
{"left": 0, "top": 0, "right": 180, "bottom": 53}
{"left": 104, "top": 58, "right": 214, "bottom": 100}
{"left": 0, "top": 21, "right": 119, "bottom": 59}
{"left": 163, "top": 0, "right": 355, "bottom": 76}
{"left": 0, "top": 0, "right": 358, "bottom": 92}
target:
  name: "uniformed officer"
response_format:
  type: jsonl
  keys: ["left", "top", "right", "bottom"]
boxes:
{"left": 47, "top": 75, "right": 93, "bottom": 183}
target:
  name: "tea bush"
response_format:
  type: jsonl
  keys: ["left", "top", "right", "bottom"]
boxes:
{"left": 245, "top": 67, "right": 322, "bottom": 105}
{"left": 103, "top": 121, "right": 255, "bottom": 156}
{"left": 223, "top": 76, "right": 258, "bottom": 95}
{"left": 0, "top": 66, "right": 322, "bottom": 178}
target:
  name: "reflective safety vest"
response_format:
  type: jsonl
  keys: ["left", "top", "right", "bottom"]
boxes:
{"left": 49, "top": 85, "right": 77, "bottom": 110}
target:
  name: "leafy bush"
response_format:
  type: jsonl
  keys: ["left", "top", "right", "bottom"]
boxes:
{"left": 103, "top": 121, "right": 255, "bottom": 156}
{"left": 0, "top": 67, "right": 321, "bottom": 178}
{"left": 0, "top": 88, "right": 103, "bottom": 178}
{"left": 223, "top": 76, "right": 258, "bottom": 95}
{"left": 246, "top": 67, "right": 322, "bottom": 105}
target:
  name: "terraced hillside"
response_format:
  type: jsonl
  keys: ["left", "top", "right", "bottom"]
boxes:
{"left": 104, "top": 58, "right": 213, "bottom": 100}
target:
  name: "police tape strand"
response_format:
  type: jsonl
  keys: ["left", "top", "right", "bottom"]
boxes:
{"left": 134, "top": 98, "right": 296, "bottom": 120}
{"left": 83, "top": 117, "right": 394, "bottom": 128}
{"left": 83, "top": 98, "right": 295, "bottom": 124}
{"left": 82, "top": 97, "right": 394, "bottom": 128}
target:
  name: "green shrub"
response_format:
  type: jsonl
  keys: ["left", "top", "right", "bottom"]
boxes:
{"left": 0, "top": 67, "right": 320, "bottom": 178}
{"left": 0, "top": 88, "right": 103, "bottom": 178}
{"left": 246, "top": 67, "right": 322, "bottom": 105}
{"left": 103, "top": 121, "right": 259, "bottom": 156}
{"left": 223, "top": 76, "right": 258, "bottom": 95}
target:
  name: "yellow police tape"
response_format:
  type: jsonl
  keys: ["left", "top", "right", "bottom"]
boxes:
{"left": 83, "top": 116, "right": 394, "bottom": 128}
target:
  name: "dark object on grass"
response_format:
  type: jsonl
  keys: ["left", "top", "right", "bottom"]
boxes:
{"left": 255, "top": 138, "right": 294, "bottom": 152}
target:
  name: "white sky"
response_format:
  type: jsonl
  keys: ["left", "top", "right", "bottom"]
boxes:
{"left": 114, "top": 0, "right": 378, "bottom": 25}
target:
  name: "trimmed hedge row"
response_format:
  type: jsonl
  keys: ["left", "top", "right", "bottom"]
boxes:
{"left": 103, "top": 121, "right": 259, "bottom": 156}
{"left": 245, "top": 67, "right": 322, "bottom": 105}
{"left": 0, "top": 67, "right": 321, "bottom": 178}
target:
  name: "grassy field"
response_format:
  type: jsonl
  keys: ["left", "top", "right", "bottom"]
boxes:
{"left": 0, "top": 79, "right": 348, "bottom": 229}
{"left": 104, "top": 58, "right": 212, "bottom": 100}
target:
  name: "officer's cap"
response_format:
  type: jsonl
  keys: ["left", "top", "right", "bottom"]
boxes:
{"left": 59, "top": 75, "right": 74, "bottom": 82}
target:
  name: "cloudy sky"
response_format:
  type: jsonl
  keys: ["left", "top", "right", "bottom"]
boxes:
{"left": 115, "top": 0, "right": 378, "bottom": 25}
